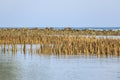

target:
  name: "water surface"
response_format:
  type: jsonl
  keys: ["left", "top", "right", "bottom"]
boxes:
{"left": 0, "top": 45, "right": 120, "bottom": 80}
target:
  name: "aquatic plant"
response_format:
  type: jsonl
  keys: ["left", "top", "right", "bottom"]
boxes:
{"left": 0, "top": 28, "right": 119, "bottom": 57}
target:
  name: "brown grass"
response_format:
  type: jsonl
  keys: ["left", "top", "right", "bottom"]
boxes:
{"left": 0, "top": 35, "right": 120, "bottom": 57}
{"left": 0, "top": 28, "right": 120, "bottom": 57}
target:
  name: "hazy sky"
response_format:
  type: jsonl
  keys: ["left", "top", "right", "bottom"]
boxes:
{"left": 0, "top": 0, "right": 120, "bottom": 27}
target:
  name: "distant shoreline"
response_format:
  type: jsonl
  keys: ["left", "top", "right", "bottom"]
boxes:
{"left": 0, "top": 27, "right": 120, "bottom": 36}
{"left": 0, "top": 27, "right": 120, "bottom": 30}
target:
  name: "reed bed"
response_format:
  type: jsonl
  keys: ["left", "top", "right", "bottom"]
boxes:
{"left": 0, "top": 28, "right": 120, "bottom": 36}
{"left": 0, "top": 35, "right": 120, "bottom": 57}
{"left": 0, "top": 28, "right": 120, "bottom": 57}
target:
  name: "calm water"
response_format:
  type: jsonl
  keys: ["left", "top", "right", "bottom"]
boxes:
{"left": 0, "top": 45, "right": 120, "bottom": 80}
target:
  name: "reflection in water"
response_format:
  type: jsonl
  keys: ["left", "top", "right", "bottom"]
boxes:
{"left": 0, "top": 44, "right": 120, "bottom": 58}
{"left": 23, "top": 43, "right": 26, "bottom": 54}
{"left": 0, "top": 44, "right": 120, "bottom": 80}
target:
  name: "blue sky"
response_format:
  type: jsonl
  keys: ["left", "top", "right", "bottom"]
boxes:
{"left": 0, "top": 0, "right": 120, "bottom": 27}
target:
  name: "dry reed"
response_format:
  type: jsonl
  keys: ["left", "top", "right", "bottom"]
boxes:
{"left": 0, "top": 28, "right": 120, "bottom": 57}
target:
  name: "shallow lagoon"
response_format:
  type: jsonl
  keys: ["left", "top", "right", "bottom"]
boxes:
{"left": 0, "top": 44, "right": 120, "bottom": 80}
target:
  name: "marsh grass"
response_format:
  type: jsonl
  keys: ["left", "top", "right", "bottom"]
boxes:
{"left": 0, "top": 36, "right": 120, "bottom": 57}
{"left": 0, "top": 28, "right": 120, "bottom": 57}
